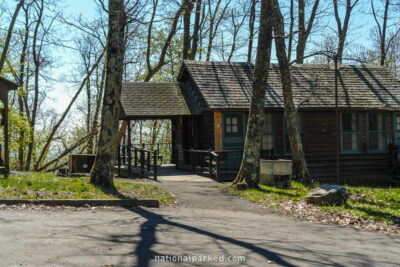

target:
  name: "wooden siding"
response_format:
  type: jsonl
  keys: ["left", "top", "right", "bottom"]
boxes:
{"left": 211, "top": 110, "right": 393, "bottom": 184}
{"left": 199, "top": 112, "right": 214, "bottom": 150}
{"left": 214, "top": 111, "right": 222, "bottom": 150}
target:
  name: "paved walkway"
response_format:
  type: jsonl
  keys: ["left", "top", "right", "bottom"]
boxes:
{"left": 0, "top": 166, "right": 399, "bottom": 266}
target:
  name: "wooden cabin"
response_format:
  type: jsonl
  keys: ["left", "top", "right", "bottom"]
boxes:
{"left": 0, "top": 77, "right": 17, "bottom": 175}
{"left": 120, "top": 61, "right": 400, "bottom": 185}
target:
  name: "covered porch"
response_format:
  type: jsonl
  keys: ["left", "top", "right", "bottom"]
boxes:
{"left": 117, "top": 82, "right": 242, "bottom": 181}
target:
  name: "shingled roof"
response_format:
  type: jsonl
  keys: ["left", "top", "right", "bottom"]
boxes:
{"left": 120, "top": 82, "right": 200, "bottom": 119}
{"left": 182, "top": 61, "right": 400, "bottom": 110}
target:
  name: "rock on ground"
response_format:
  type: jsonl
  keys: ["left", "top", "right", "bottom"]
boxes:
{"left": 305, "top": 184, "right": 348, "bottom": 205}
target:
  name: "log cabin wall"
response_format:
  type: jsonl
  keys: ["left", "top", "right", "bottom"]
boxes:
{"left": 279, "top": 110, "right": 392, "bottom": 185}
{"left": 207, "top": 109, "right": 393, "bottom": 185}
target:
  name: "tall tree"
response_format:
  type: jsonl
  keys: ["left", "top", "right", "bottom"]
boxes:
{"left": 189, "top": 0, "right": 202, "bottom": 60}
{"left": 272, "top": 0, "right": 310, "bottom": 182}
{"left": 233, "top": 0, "right": 273, "bottom": 187}
{"left": 333, "top": 0, "right": 359, "bottom": 62}
{"left": 371, "top": 0, "right": 400, "bottom": 66}
{"left": 0, "top": 0, "right": 25, "bottom": 73}
{"left": 296, "top": 0, "right": 320, "bottom": 64}
{"left": 144, "top": 0, "right": 187, "bottom": 81}
{"left": 205, "top": 0, "right": 231, "bottom": 61}
{"left": 25, "top": 0, "right": 44, "bottom": 171}
{"left": 247, "top": 0, "right": 257, "bottom": 62}
{"left": 182, "top": 0, "right": 195, "bottom": 59}
{"left": 90, "top": 0, "right": 126, "bottom": 188}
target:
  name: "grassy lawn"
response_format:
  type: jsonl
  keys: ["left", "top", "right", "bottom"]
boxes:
{"left": 224, "top": 182, "right": 400, "bottom": 226}
{"left": 0, "top": 172, "right": 175, "bottom": 205}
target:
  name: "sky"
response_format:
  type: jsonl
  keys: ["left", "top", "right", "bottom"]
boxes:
{"left": 4, "top": 0, "right": 387, "bottom": 115}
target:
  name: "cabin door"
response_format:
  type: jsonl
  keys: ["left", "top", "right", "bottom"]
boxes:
{"left": 395, "top": 113, "right": 400, "bottom": 160}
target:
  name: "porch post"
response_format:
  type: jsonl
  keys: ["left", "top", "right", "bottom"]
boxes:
{"left": 127, "top": 120, "right": 132, "bottom": 177}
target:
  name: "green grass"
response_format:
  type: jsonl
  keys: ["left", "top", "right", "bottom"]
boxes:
{"left": 224, "top": 182, "right": 400, "bottom": 225}
{"left": 0, "top": 172, "right": 175, "bottom": 205}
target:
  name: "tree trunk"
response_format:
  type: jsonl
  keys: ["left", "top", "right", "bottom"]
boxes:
{"left": 182, "top": 0, "right": 194, "bottom": 60}
{"left": 295, "top": 0, "right": 320, "bottom": 64}
{"left": 17, "top": 6, "right": 30, "bottom": 170}
{"left": 25, "top": 0, "right": 44, "bottom": 171}
{"left": 247, "top": 0, "right": 256, "bottom": 63}
{"left": 333, "top": 0, "right": 359, "bottom": 62}
{"left": 90, "top": 0, "right": 126, "bottom": 188}
{"left": 232, "top": 0, "right": 273, "bottom": 188}
{"left": 189, "top": 0, "right": 202, "bottom": 60}
{"left": 288, "top": 0, "right": 294, "bottom": 62}
{"left": 0, "top": 0, "right": 25, "bottom": 73}
{"left": 272, "top": 0, "right": 310, "bottom": 182}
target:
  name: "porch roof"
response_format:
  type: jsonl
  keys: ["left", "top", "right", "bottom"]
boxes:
{"left": 119, "top": 82, "right": 200, "bottom": 120}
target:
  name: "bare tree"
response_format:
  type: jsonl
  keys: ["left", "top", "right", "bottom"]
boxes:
{"left": 90, "top": 0, "right": 126, "bottom": 188}
{"left": 272, "top": 0, "right": 310, "bottom": 182}
{"left": 205, "top": 0, "right": 231, "bottom": 61}
{"left": 183, "top": 0, "right": 195, "bottom": 59}
{"left": 333, "top": 0, "right": 359, "bottom": 62}
{"left": 233, "top": 0, "right": 273, "bottom": 187}
{"left": 371, "top": 0, "right": 400, "bottom": 66}
{"left": 296, "top": 0, "right": 320, "bottom": 64}
{"left": 144, "top": 0, "right": 188, "bottom": 81}
{"left": 247, "top": 0, "right": 257, "bottom": 62}
{"left": 189, "top": 0, "right": 202, "bottom": 60}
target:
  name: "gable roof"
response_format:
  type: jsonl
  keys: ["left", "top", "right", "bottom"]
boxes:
{"left": 0, "top": 76, "right": 18, "bottom": 90}
{"left": 181, "top": 60, "right": 400, "bottom": 110}
{"left": 120, "top": 82, "right": 200, "bottom": 119}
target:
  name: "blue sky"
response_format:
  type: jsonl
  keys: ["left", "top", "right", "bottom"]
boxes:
{"left": 6, "top": 0, "right": 387, "bottom": 114}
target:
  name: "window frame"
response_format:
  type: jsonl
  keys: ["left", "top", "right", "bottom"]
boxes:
{"left": 340, "top": 111, "right": 361, "bottom": 154}
{"left": 283, "top": 112, "right": 305, "bottom": 156}
{"left": 262, "top": 112, "right": 276, "bottom": 157}
{"left": 367, "top": 111, "right": 387, "bottom": 153}
{"left": 223, "top": 113, "right": 243, "bottom": 137}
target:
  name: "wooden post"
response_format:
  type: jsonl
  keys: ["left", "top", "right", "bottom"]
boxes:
{"left": 4, "top": 97, "right": 9, "bottom": 176}
{"left": 153, "top": 149, "right": 158, "bottom": 181}
{"left": 134, "top": 147, "right": 138, "bottom": 167}
{"left": 117, "top": 144, "right": 121, "bottom": 176}
{"left": 208, "top": 149, "right": 213, "bottom": 178}
{"left": 140, "top": 149, "right": 144, "bottom": 177}
{"left": 147, "top": 151, "right": 150, "bottom": 171}
{"left": 214, "top": 111, "right": 223, "bottom": 151}
{"left": 128, "top": 120, "right": 132, "bottom": 178}
{"left": 216, "top": 154, "right": 220, "bottom": 181}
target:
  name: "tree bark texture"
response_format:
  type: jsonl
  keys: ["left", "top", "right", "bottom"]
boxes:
{"left": 232, "top": 0, "right": 273, "bottom": 187}
{"left": 296, "top": 0, "right": 320, "bottom": 64}
{"left": 247, "top": 0, "right": 256, "bottom": 63}
{"left": 182, "top": 0, "right": 194, "bottom": 60}
{"left": 90, "top": 0, "right": 126, "bottom": 188}
{"left": 189, "top": 0, "right": 202, "bottom": 60}
{"left": 272, "top": 0, "right": 310, "bottom": 182}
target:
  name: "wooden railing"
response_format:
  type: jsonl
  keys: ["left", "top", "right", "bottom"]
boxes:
{"left": 117, "top": 144, "right": 160, "bottom": 180}
{"left": 184, "top": 149, "right": 243, "bottom": 181}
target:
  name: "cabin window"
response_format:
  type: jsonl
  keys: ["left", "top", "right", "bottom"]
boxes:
{"left": 367, "top": 112, "right": 386, "bottom": 152}
{"left": 262, "top": 112, "right": 275, "bottom": 156}
{"left": 283, "top": 113, "right": 305, "bottom": 155}
{"left": 341, "top": 112, "right": 360, "bottom": 153}
{"left": 224, "top": 114, "right": 242, "bottom": 137}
